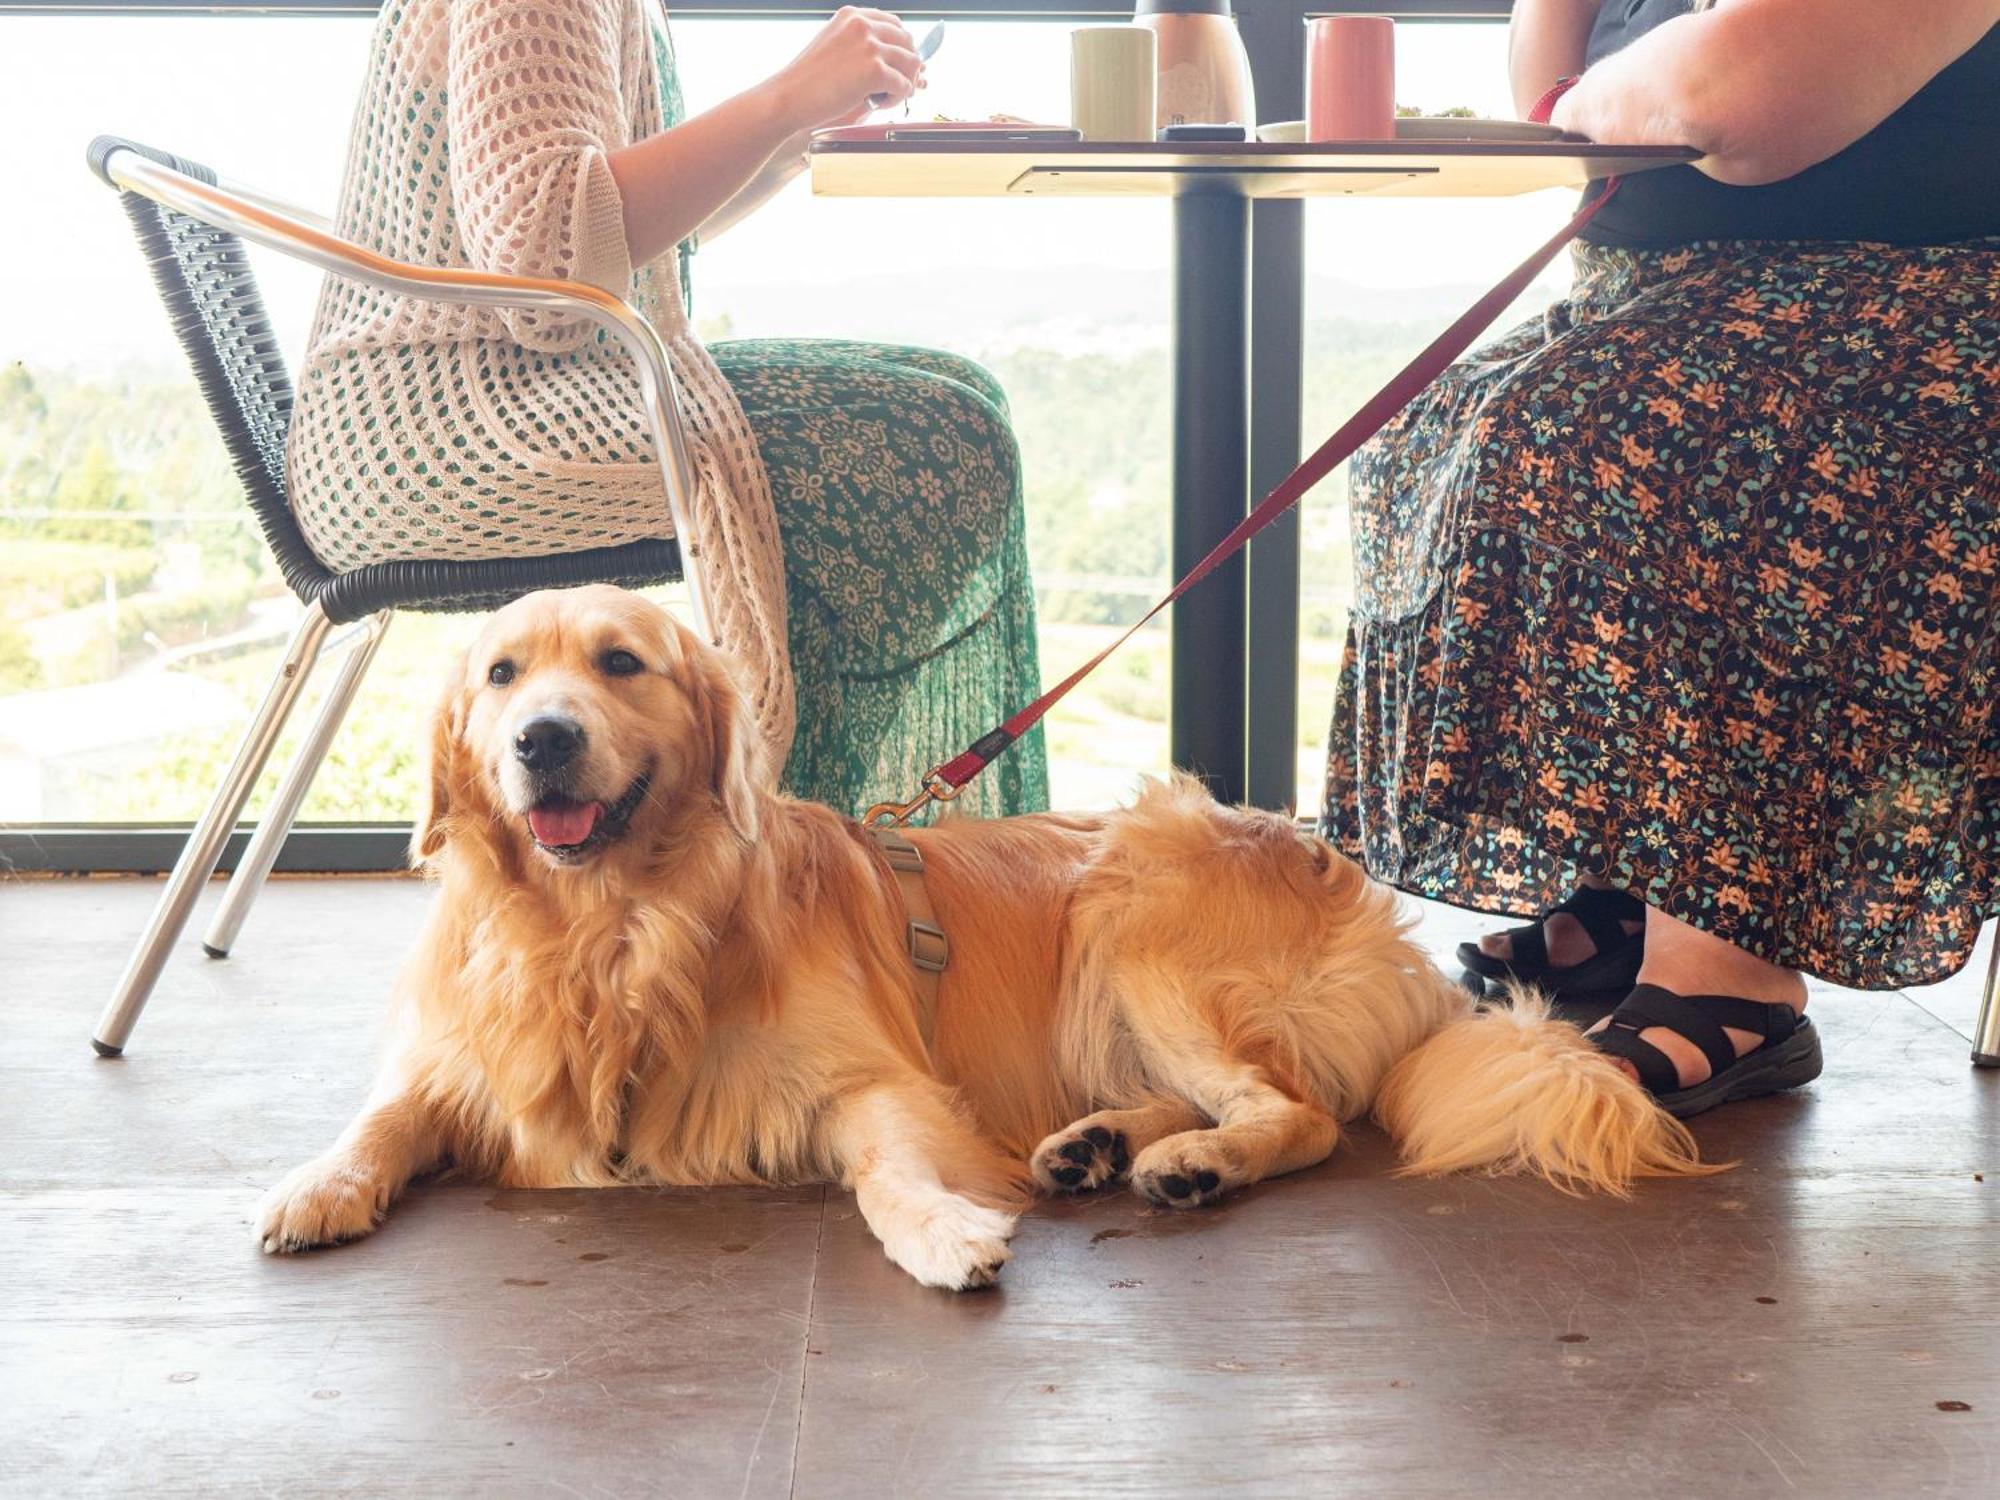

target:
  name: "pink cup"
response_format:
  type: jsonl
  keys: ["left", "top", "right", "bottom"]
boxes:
{"left": 1306, "top": 16, "right": 1395, "bottom": 142}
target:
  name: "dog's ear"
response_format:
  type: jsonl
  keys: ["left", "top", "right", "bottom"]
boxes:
{"left": 412, "top": 663, "right": 468, "bottom": 865}
{"left": 694, "top": 645, "right": 764, "bottom": 844}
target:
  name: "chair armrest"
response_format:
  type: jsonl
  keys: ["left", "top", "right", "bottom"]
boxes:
{"left": 88, "top": 137, "right": 714, "bottom": 642}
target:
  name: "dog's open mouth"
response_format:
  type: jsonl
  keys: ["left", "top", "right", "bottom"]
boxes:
{"left": 526, "top": 773, "right": 650, "bottom": 862}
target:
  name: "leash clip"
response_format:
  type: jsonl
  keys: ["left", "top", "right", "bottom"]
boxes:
{"left": 863, "top": 766, "right": 965, "bottom": 828}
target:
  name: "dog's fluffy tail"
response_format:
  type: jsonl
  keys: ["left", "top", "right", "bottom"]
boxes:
{"left": 1374, "top": 987, "right": 1726, "bottom": 1196}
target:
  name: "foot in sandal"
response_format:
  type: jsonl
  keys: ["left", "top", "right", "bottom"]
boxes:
{"left": 1458, "top": 879, "right": 1645, "bottom": 1004}
{"left": 1584, "top": 906, "right": 1820, "bottom": 1119}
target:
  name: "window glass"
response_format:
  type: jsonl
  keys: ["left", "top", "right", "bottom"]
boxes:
{"left": 1, "top": 12, "right": 1557, "bottom": 829}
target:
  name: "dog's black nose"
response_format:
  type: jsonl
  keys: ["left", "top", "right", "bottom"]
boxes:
{"left": 513, "top": 715, "right": 584, "bottom": 773}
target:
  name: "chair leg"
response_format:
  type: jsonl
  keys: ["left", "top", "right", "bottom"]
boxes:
{"left": 201, "top": 609, "right": 392, "bottom": 960}
{"left": 1974, "top": 927, "right": 2000, "bottom": 1068}
{"left": 92, "top": 601, "right": 335, "bottom": 1057}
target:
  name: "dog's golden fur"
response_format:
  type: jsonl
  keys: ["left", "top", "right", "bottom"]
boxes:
{"left": 259, "top": 586, "right": 1716, "bottom": 1289}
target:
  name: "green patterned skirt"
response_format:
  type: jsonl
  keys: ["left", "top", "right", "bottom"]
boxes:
{"left": 713, "top": 338, "right": 1049, "bottom": 820}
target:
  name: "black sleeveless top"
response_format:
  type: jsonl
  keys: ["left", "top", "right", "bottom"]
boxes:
{"left": 1578, "top": 1, "right": 2000, "bottom": 248}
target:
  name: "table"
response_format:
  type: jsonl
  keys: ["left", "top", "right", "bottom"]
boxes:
{"left": 811, "top": 139, "right": 1697, "bottom": 806}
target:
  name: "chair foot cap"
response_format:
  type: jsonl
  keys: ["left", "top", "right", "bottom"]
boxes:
{"left": 91, "top": 1038, "right": 124, "bottom": 1058}
{"left": 201, "top": 943, "right": 229, "bottom": 960}
{"left": 1974, "top": 1050, "right": 2000, "bottom": 1069}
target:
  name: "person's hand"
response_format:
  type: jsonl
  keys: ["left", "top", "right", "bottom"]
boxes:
{"left": 768, "top": 8, "right": 925, "bottom": 132}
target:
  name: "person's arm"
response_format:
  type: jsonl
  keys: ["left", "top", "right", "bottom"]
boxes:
{"left": 690, "top": 133, "right": 808, "bottom": 243}
{"left": 694, "top": 74, "right": 905, "bottom": 243}
{"left": 689, "top": 102, "right": 879, "bottom": 244}
{"left": 444, "top": 1, "right": 920, "bottom": 352}
{"left": 1552, "top": 0, "right": 2000, "bottom": 185}
{"left": 692, "top": 144, "right": 807, "bottom": 243}
{"left": 445, "top": 0, "right": 651, "bottom": 350}
{"left": 610, "top": 7, "right": 920, "bottom": 263}
{"left": 1509, "top": 0, "right": 1604, "bottom": 119}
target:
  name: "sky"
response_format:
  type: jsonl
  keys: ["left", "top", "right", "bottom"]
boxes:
{"left": 3, "top": 12, "right": 1573, "bottom": 376}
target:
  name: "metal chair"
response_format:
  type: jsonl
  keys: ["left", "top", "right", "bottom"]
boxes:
{"left": 86, "top": 136, "right": 714, "bottom": 1057}
{"left": 1976, "top": 938, "right": 1999, "bottom": 1068}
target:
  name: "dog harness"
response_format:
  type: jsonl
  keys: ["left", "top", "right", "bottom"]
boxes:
{"left": 867, "top": 825, "right": 949, "bottom": 1049}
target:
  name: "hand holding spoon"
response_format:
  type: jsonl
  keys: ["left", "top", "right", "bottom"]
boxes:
{"left": 870, "top": 20, "right": 945, "bottom": 112}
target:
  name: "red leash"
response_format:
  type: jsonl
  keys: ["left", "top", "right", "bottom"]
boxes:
{"left": 868, "top": 137, "right": 1615, "bottom": 825}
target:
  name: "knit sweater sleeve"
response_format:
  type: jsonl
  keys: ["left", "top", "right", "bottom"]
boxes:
{"left": 446, "top": 0, "right": 636, "bottom": 352}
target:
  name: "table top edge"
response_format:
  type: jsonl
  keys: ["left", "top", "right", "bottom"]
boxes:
{"left": 809, "top": 139, "right": 1701, "bottom": 162}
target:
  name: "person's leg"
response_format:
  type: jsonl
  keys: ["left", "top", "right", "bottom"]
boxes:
{"left": 759, "top": 339, "right": 1014, "bottom": 419}
{"left": 1319, "top": 308, "right": 1571, "bottom": 877}
{"left": 1475, "top": 872, "right": 1643, "bottom": 966}
{"left": 1328, "top": 231, "right": 1998, "bottom": 1087}
{"left": 712, "top": 338, "right": 1048, "bottom": 817}
{"left": 1322, "top": 302, "right": 1650, "bottom": 985}
{"left": 1584, "top": 907, "right": 1808, "bottom": 1090}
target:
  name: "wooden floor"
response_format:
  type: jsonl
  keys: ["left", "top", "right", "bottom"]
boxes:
{"left": 3, "top": 875, "right": 1995, "bottom": 1498}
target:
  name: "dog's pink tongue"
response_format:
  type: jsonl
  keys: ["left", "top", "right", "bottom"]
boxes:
{"left": 528, "top": 800, "right": 602, "bottom": 847}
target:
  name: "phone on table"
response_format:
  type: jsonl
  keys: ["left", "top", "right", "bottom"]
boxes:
{"left": 1158, "top": 123, "right": 1249, "bottom": 142}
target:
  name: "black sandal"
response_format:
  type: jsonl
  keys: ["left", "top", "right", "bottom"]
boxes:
{"left": 1457, "top": 886, "right": 1645, "bottom": 1006}
{"left": 1588, "top": 984, "right": 1823, "bottom": 1119}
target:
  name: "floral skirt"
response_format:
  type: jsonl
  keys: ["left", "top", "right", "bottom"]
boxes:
{"left": 714, "top": 339, "right": 1048, "bottom": 820}
{"left": 1319, "top": 237, "right": 2000, "bottom": 988}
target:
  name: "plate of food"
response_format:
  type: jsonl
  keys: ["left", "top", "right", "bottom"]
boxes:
{"left": 1257, "top": 117, "right": 1569, "bottom": 144}
{"left": 814, "top": 118, "right": 1082, "bottom": 144}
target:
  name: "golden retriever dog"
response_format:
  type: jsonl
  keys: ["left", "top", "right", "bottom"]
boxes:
{"left": 258, "top": 585, "right": 1713, "bottom": 1289}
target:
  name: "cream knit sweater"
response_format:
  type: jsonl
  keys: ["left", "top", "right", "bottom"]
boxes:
{"left": 289, "top": 0, "right": 794, "bottom": 767}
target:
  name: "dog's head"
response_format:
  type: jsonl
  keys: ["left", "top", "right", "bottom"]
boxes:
{"left": 416, "top": 586, "right": 762, "bottom": 871}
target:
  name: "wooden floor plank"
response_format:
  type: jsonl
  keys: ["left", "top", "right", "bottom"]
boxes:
{"left": 792, "top": 991, "right": 2000, "bottom": 1497}
{"left": 3, "top": 877, "right": 820, "bottom": 1499}
{"left": 0, "top": 1184, "right": 821, "bottom": 1499}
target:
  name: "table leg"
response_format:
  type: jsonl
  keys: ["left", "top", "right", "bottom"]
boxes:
{"left": 1236, "top": 0, "right": 1306, "bottom": 814}
{"left": 1170, "top": 191, "right": 1251, "bottom": 804}
{"left": 1247, "top": 196, "right": 1304, "bottom": 812}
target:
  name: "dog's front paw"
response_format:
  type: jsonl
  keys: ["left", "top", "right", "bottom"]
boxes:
{"left": 1031, "top": 1121, "right": 1131, "bottom": 1194}
{"left": 1131, "top": 1134, "right": 1237, "bottom": 1210}
{"left": 256, "top": 1155, "right": 392, "bottom": 1253}
{"left": 879, "top": 1195, "right": 1016, "bottom": 1291}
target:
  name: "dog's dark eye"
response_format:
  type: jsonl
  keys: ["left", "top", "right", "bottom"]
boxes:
{"left": 601, "top": 649, "right": 645, "bottom": 677}
{"left": 487, "top": 660, "right": 515, "bottom": 687}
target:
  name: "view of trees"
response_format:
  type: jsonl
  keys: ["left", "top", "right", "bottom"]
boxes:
{"left": 0, "top": 306, "right": 1458, "bottom": 822}
{"left": 0, "top": 364, "right": 262, "bottom": 694}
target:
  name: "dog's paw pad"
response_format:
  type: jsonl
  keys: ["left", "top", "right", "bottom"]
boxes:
{"left": 1031, "top": 1122, "right": 1131, "bottom": 1195}
{"left": 1133, "top": 1160, "right": 1227, "bottom": 1210}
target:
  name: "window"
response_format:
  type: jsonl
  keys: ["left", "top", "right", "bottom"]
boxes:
{"left": 2, "top": 4, "right": 1547, "bottom": 855}
{"left": 3, "top": 11, "right": 390, "bottom": 832}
